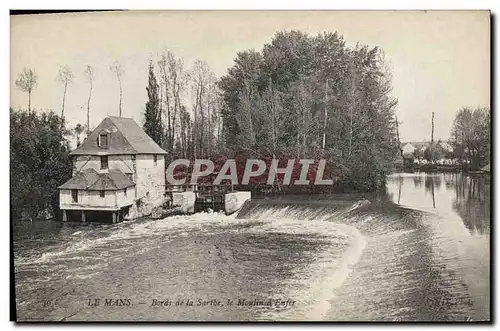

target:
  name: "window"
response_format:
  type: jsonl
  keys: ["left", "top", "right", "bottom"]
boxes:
{"left": 71, "top": 190, "right": 78, "bottom": 203}
{"left": 98, "top": 133, "right": 109, "bottom": 148}
{"left": 101, "top": 156, "right": 108, "bottom": 170}
{"left": 154, "top": 155, "right": 158, "bottom": 166}
{"left": 100, "top": 190, "right": 105, "bottom": 198}
{"left": 123, "top": 188, "right": 127, "bottom": 197}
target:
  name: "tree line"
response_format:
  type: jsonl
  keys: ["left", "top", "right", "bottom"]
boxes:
{"left": 398, "top": 106, "right": 490, "bottom": 171}
{"left": 144, "top": 30, "right": 400, "bottom": 191}
{"left": 450, "top": 106, "right": 490, "bottom": 170}
{"left": 143, "top": 52, "right": 222, "bottom": 161}
{"left": 11, "top": 29, "right": 490, "bottom": 220}
{"left": 12, "top": 60, "right": 128, "bottom": 221}
{"left": 10, "top": 109, "right": 72, "bottom": 221}
{"left": 15, "top": 61, "right": 123, "bottom": 140}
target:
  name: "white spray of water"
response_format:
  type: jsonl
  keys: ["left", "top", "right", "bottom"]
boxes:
{"left": 234, "top": 201, "right": 369, "bottom": 321}
{"left": 17, "top": 200, "right": 369, "bottom": 321}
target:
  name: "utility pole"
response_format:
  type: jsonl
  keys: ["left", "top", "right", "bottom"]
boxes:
{"left": 430, "top": 112, "right": 435, "bottom": 164}
{"left": 395, "top": 116, "right": 403, "bottom": 158}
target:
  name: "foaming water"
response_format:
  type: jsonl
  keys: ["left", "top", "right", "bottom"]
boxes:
{"left": 13, "top": 174, "right": 490, "bottom": 321}
{"left": 234, "top": 200, "right": 369, "bottom": 320}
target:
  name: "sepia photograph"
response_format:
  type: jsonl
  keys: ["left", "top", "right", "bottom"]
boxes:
{"left": 9, "top": 9, "right": 491, "bottom": 322}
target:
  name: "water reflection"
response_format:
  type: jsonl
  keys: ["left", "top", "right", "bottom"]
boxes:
{"left": 388, "top": 173, "right": 490, "bottom": 236}
{"left": 452, "top": 175, "right": 490, "bottom": 235}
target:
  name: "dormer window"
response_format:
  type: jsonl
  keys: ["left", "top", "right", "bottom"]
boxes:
{"left": 98, "top": 133, "right": 109, "bottom": 148}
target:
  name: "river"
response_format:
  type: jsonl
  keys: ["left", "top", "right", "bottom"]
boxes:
{"left": 12, "top": 172, "right": 490, "bottom": 321}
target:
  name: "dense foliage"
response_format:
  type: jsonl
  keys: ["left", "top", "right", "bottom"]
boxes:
{"left": 10, "top": 109, "right": 73, "bottom": 220}
{"left": 142, "top": 31, "right": 400, "bottom": 191}
{"left": 450, "top": 107, "right": 490, "bottom": 170}
{"left": 143, "top": 61, "right": 163, "bottom": 147}
{"left": 218, "top": 31, "right": 399, "bottom": 191}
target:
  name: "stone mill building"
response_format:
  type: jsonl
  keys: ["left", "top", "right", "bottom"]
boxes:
{"left": 58, "top": 116, "right": 167, "bottom": 223}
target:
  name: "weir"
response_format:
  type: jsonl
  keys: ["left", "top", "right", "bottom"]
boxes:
{"left": 166, "top": 184, "right": 251, "bottom": 215}
{"left": 236, "top": 198, "right": 370, "bottom": 220}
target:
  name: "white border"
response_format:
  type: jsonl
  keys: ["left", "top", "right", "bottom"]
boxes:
{"left": 3, "top": 1, "right": 497, "bottom": 330}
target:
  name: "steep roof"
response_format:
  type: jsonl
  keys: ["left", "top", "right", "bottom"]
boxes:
{"left": 58, "top": 168, "right": 135, "bottom": 191}
{"left": 70, "top": 116, "right": 167, "bottom": 155}
{"left": 402, "top": 143, "right": 416, "bottom": 149}
{"left": 481, "top": 164, "right": 490, "bottom": 172}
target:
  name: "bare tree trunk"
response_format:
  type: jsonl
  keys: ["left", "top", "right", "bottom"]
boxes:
{"left": 28, "top": 90, "right": 31, "bottom": 115}
{"left": 86, "top": 78, "right": 92, "bottom": 136}
{"left": 395, "top": 116, "right": 403, "bottom": 158}
{"left": 159, "top": 84, "right": 163, "bottom": 147}
{"left": 322, "top": 80, "right": 328, "bottom": 150}
{"left": 171, "top": 77, "right": 179, "bottom": 154}
{"left": 118, "top": 75, "right": 123, "bottom": 117}
{"left": 348, "top": 63, "right": 356, "bottom": 158}
{"left": 163, "top": 68, "right": 171, "bottom": 152}
{"left": 302, "top": 107, "right": 307, "bottom": 158}
{"left": 181, "top": 116, "right": 186, "bottom": 158}
{"left": 193, "top": 97, "right": 198, "bottom": 159}
{"left": 349, "top": 109, "right": 353, "bottom": 157}
{"left": 61, "top": 81, "right": 68, "bottom": 133}
{"left": 218, "top": 112, "right": 222, "bottom": 153}
{"left": 197, "top": 80, "right": 204, "bottom": 158}
{"left": 207, "top": 86, "right": 212, "bottom": 157}
{"left": 166, "top": 99, "right": 171, "bottom": 150}
{"left": 162, "top": 67, "right": 170, "bottom": 151}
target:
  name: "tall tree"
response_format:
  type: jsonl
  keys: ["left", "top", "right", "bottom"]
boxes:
{"left": 58, "top": 65, "right": 74, "bottom": 133}
{"left": 15, "top": 68, "right": 38, "bottom": 114}
{"left": 110, "top": 61, "right": 124, "bottom": 117}
{"left": 74, "top": 123, "right": 85, "bottom": 147}
{"left": 10, "top": 108, "right": 72, "bottom": 220}
{"left": 395, "top": 116, "right": 403, "bottom": 158}
{"left": 451, "top": 107, "right": 490, "bottom": 169}
{"left": 191, "top": 60, "right": 218, "bottom": 158}
{"left": 143, "top": 61, "right": 162, "bottom": 146}
{"left": 218, "top": 30, "right": 399, "bottom": 191}
{"left": 84, "top": 65, "right": 94, "bottom": 136}
{"left": 261, "top": 79, "right": 285, "bottom": 156}
{"left": 179, "top": 105, "right": 192, "bottom": 158}
{"left": 158, "top": 51, "right": 189, "bottom": 156}
{"left": 218, "top": 50, "right": 265, "bottom": 151}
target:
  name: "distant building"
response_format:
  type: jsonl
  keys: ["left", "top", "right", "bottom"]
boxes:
{"left": 402, "top": 143, "right": 416, "bottom": 156}
{"left": 58, "top": 116, "right": 168, "bottom": 223}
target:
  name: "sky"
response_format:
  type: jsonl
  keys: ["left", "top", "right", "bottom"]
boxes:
{"left": 10, "top": 10, "right": 490, "bottom": 142}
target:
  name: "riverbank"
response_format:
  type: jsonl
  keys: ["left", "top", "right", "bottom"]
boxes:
{"left": 397, "top": 164, "right": 491, "bottom": 174}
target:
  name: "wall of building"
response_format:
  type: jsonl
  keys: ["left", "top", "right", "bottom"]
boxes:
{"left": 115, "top": 186, "right": 135, "bottom": 208}
{"left": 73, "top": 154, "right": 165, "bottom": 200}
{"left": 73, "top": 155, "right": 135, "bottom": 176}
{"left": 136, "top": 154, "right": 165, "bottom": 201}
{"left": 60, "top": 189, "right": 133, "bottom": 210}
{"left": 69, "top": 153, "right": 165, "bottom": 212}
